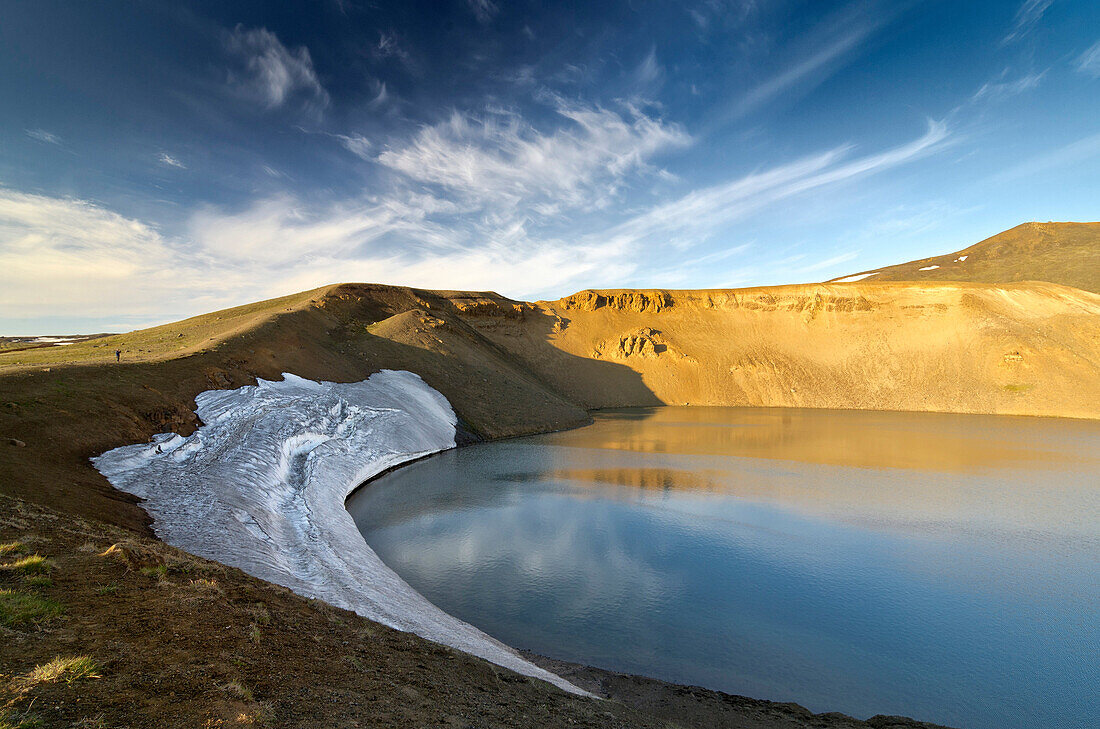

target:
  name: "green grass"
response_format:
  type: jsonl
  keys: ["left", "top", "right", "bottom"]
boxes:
{"left": 21, "top": 576, "right": 52, "bottom": 588}
{"left": 95, "top": 582, "right": 119, "bottom": 595}
{"left": 140, "top": 564, "right": 168, "bottom": 580}
{"left": 0, "top": 541, "right": 25, "bottom": 556}
{"left": 25, "top": 655, "right": 100, "bottom": 684}
{"left": 0, "top": 588, "right": 63, "bottom": 627}
{"left": 0, "top": 554, "right": 52, "bottom": 576}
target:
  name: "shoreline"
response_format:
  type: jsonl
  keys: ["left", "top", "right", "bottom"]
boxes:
{"left": 521, "top": 651, "right": 954, "bottom": 729}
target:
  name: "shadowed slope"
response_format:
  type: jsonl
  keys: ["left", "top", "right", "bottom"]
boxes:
{"left": 0, "top": 284, "right": 607, "bottom": 530}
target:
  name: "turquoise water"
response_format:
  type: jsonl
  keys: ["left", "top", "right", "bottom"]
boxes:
{"left": 347, "top": 407, "right": 1100, "bottom": 728}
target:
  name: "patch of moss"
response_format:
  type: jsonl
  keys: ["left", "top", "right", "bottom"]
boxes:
{"left": 0, "top": 554, "right": 52, "bottom": 576}
{"left": 140, "top": 564, "right": 168, "bottom": 580}
{"left": 0, "top": 589, "right": 63, "bottom": 627}
{"left": 0, "top": 541, "right": 25, "bottom": 557}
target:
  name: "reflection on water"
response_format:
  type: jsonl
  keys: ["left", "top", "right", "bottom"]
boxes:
{"left": 348, "top": 407, "right": 1100, "bottom": 729}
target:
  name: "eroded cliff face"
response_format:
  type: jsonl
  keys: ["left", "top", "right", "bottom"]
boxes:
{"left": 559, "top": 290, "right": 671, "bottom": 313}
{"left": 460, "top": 282, "right": 1100, "bottom": 420}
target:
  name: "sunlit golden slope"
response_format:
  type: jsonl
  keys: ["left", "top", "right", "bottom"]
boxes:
{"left": 829, "top": 222, "right": 1100, "bottom": 292}
{"left": 461, "top": 281, "right": 1100, "bottom": 420}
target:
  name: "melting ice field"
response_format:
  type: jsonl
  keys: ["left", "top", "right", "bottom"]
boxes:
{"left": 93, "top": 370, "right": 580, "bottom": 694}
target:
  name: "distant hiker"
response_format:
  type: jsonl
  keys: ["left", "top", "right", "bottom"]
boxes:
{"left": 115, "top": 349, "right": 121, "bottom": 362}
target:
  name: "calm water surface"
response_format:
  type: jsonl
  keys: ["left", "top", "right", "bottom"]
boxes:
{"left": 347, "top": 407, "right": 1100, "bottom": 729}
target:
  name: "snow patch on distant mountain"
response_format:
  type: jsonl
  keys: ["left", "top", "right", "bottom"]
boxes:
{"left": 833, "top": 272, "right": 879, "bottom": 283}
{"left": 93, "top": 370, "right": 582, "bottom": 694}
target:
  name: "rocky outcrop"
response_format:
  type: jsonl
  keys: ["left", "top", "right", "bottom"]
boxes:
{"left": 559, "top": 291, "right": 671, "bottom": 313}
{"left": 452, "top": 298, "right": 534, "bottom": 319}
{"left": 593, "top": 328, "right": 689, "bottom": 361}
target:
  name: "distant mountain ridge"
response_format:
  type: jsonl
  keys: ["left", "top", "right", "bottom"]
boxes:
{"left": 829, "top": 222, "right": 1100, "bottom": 293}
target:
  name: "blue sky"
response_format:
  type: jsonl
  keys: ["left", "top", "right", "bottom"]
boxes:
{"left": 1, "top": 0, "right": 1098, "bottom": 334}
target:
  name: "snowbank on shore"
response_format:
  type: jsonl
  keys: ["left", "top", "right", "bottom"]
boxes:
{"left": 93, "top": 370, "right": 581, "bottom": 694}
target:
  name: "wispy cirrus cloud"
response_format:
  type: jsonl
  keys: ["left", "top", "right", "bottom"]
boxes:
{"left": 26, "top": 129, "right": 61, "bottom": 145}
{"left": 1, "top": 110, "right": 951, "bottom": 330}
{"left": 712, "top": 4, "right": 889, "bottom": 126}
{"left": 466, "top": 0, "right": 500, "bottom": 24}
{"left": 223, "top": 25, "right": 329, "bottom": 114}
{"left": 1077, "top": 39, "right": 1100, "bottom": 77}
{"left": 1002, "top": 0, "right": 1053, "bottom": 44}
{"left": 157, "top": 152, "right": 186, "bottom": 169}
{"left": 336, "top": 133, "right": 373, "bottom": 159}
{"left": 970, "top": 70, "right": 1044, "bottom": 103}
{"left": 635, "top": 47, "right": 663, "bottom": 86}
{"left": 375, "top": 30, "right": 409, "bottom": 61}
{"left": 733, "top": 25, "right": 871, "bottom": 117}
{"left": 375, "top": 98, "right": 690, "bottom": 214}
{"left": 991, "top": 130, "right": 1100, "bottom": 183}
{"left": 794, "top": 250, "right": 859, "bottom": 274}
{"left": 601, "top": 120, "right": 949, "bottom": 254}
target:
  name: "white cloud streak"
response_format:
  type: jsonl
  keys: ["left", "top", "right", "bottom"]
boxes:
{"left": 26, "top": 129, "right": 62, "bottom": 145}
{"left": 223, "top": 26, "right": 329, "bottom": 113}
{"left": 376, "top": 99, "right": 689, "bottom": 214}
{"left": 157, "top": 152, "right": 187, "bottom": 168}
{"left": 991, "top": 130, "right": 1100, "bottom": 183}
{"left": 601, "top": 120, "right": 949, "bottom": 252}
{"left": 466, "top": 0, "right": 500, "bottom": 24}
{"left": 970, "top": 71, "right": 1044, "bottom": 102}
{"left": 1077, "top": 39, "right": 1100, "bottom": 77}
{"left": 734, "top": 24, "right": 871, "bottom": 116}
{"left": 336, "top": 134, "right": 373, "bottom": 159}
{"left": 1003, "top": 0, "right": 1053, "bottom": 44}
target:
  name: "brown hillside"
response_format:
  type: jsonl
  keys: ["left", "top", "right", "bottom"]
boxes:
{"left": 3, "top": 280, "right": 1099, "bottom": 532}
{"left": 829, "top": 222, "right": 1100, "bottom": 292}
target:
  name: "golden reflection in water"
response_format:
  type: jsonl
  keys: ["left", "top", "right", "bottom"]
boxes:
{"left": 533, "top": 408, "right": 1100, "bottom": 538}
{"left": 541, "top": 406, "right": 1098, "bottom": 472}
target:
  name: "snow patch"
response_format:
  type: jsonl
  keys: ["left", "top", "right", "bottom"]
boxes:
{"left": 918, "top": 265, "right": 940, "bottom": 271}
{"left": 954, "top": 255, "right": 968, "bottom": 262}
{"left": 833, "top": 272, "right": 879, "bottom": 283}
{"left": 93, "top": 370, "right": 583, "bottom": 694}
